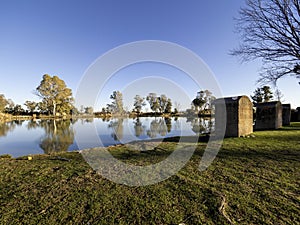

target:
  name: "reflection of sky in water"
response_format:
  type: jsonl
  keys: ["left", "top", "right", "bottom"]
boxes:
{"left": 0, "top": 117, "right": 211, "bottom": 157}
{"left": 0, "top": 120, "right": 45, "bottom": 156}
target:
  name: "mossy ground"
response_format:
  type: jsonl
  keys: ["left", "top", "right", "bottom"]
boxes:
{"left": 0, "top": 123, "right": 299, "bottom": 224}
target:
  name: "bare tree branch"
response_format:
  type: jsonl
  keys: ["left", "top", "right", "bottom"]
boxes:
{"left": 231, "top": 0, "right": 300, "bottom": 84}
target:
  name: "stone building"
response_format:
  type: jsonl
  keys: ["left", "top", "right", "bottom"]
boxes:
{"left": 214, "top": 95, "right": 253, "bottom": 137}
{"left": 282, "top": 104, "right": 291, "bottom": 126}
{"left": 297, "top": 107, "right": 300, "bottom": 122}
{"left": 254, "top": 101, "right": 282, "bottom": 130}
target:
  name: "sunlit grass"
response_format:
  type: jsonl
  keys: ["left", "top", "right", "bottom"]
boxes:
{"left": 0, "top": 123, "right": 299, "bottom": 224}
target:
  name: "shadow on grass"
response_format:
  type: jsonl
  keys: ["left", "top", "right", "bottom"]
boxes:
{"left": 217, "top": 148, "right": 300, "bottom": 163}
{"left": 105, "top": 122, "right": 300, "bottom": 166}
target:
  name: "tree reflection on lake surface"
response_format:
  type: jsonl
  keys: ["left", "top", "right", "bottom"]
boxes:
{"left": 146, "top": 117, "right": 170, "bottom": 138}
{"left": 0, "top": 116, "right": 214, "bottom": 157}
{"left": 0, "top": 121, "right": 16, "bottom": 137}
{"left": 133, "top": 118, "right": 145, "bottom": 137}
{"left": 27, "top": 119, "right": 74, "bottom": 154}
{"left": 108, "top": 118, "right": 124, "bottom": 141}
{"left": 186, "top": 117, "right": 214, "bottom": 134}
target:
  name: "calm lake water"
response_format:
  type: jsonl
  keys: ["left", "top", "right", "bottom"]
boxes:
{"left": 0, "top": 117, "right": 213, "bottom": 157}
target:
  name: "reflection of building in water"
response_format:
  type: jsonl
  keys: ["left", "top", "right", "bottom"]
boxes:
{"left": 38, "top": 119, "right": 74, "bottom": 154}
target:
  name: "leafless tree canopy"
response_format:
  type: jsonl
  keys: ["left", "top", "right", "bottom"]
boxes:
{"left": 232, "top": 0, "right": 300, "bottom": 85}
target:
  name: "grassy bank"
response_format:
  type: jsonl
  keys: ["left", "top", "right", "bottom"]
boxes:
{"left": 0, "top": 124, "right": 299, "bottom": 224}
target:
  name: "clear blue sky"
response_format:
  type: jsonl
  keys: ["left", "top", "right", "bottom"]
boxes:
{"left": 0, "top": 0, "right": 299, "bottom": 110}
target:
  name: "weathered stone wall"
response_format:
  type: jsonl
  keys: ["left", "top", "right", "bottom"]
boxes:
{"left": 214, "top": 96, "right": 253, "bottom": 137}
{"left": 255, "top": 101, "right": 282, "bottom": 130}
{"left": 297, "top": 107, "right": 300, "bottom": 122}
{"left": 224, "top": 99, "right": 239, "bottom": 137}
{"left": 282, "top": 104, "right": 291, "bottom": 126}
{"left": 291, "top": 109, "right": 297, "bottom": 122}
{"left": 238, "top": 96, "right": 253, "bottom": 136}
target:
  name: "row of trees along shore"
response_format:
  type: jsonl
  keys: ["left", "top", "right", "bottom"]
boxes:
{"left": 0, "top": 73, "right": 288, "bottom": 121}
{"left": 0, "top": 74, "right": 217, "bottom": 119}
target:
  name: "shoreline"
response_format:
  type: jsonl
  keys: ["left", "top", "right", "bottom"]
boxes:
{"left": 0, "top": 111, "right": 213, "bottom": 123}
{"left": 0, "top": 134, "right": 211, "bottom": 159}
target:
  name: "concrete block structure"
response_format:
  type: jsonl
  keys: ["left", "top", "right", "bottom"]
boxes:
{"left": 297, "top": 107, "right": 300, "bottom": 122}
{"left": 255, "top": 101, "right": 282, "bottom": 130}
{"left": 214, "top": 95, "right": 253, "bottom": 137}
{"left": 282, "top": 104, "right": 291, "bottom": 126}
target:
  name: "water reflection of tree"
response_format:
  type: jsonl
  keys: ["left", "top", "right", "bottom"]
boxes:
{"left": 146, "top": 118, "right": 171, "bottom": 138}
{"left": 80, "top": 118, "right": 94, "bottom": 124}
{"left": 39, "top": 119, "right": 74, "bottom": 154}
{"left": 0, "top": 121, "right": 16, "bottom": 137}
{"left": 165, "top": 117, "right": 172, "bottom": 133}
{"left": 26, "top": 120, "right": 40, "bottom": 130}
{"left": 134, "top": 118, "right": 145, "bottom": 137}
{"left": 14, "top": 120, "right": 25, "bottom": 126}
{"left": 187, "top": 117, "right": 213, "bottom": 134}
{"left": 108, "top": 118, "right": 124, "bottom": 141}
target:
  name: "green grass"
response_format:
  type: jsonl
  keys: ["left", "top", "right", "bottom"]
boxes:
{"left": 0, "top": 123, "right": 299, "bottom": 224}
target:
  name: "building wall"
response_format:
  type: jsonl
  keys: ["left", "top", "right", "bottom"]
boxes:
{"left": 297, "top": 107, "right": 300, "bottom": 122}
{"left": 225, "top": 101, "right": 238, "bottom": 137}
{"left": 282, "top": 104, "right": 291, "bottom": 126}
{"left": 255, "top": 102, "right": 282, "bottom": 130}
{"left": 214, "top": 95, "right": 253, "bottom": 137}
{"left": 238, "top": 96, "right": 253, "bottom": 136}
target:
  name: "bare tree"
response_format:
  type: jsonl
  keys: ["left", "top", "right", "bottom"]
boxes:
{"left": 232, "top": 0, "right": 300, "bottom": 85}
{"left": 174, "top": 101, "right": 181, "bottom": 112}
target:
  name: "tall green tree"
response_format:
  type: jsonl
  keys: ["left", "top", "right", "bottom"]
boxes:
{"left": 107, "top": 91, "right": 124, "bottom": 114}
{"left": 158, "top": 94, "right": 168, "bottom": 113}
{"left": 146, "top": 93, "right": 160, "bottom": 113}
{"left": 4, "top": 99, "right": 15, "bottom": 114}
{"left": 146, "top": 93, "right": 171, "bottom": 113}
{"left": 261, "top": 86, "right": 273, "bottom": 102}
{"left": 12, "top": 104, "right": 25, "bottom": 115}
{"left": 0, "top": 94, "right": 8, "bottom": 113}
{"left": 192, "top": 90, "right": 215, "bottom": 112}
{"left": 165, "top": 98, "right": 172, "bottom": 113}
{"left": 251, "top": 85, "right": 273, "bottom": 105}
{"left": 35, "top": 74, "right": 74, "bottom": 116}
{"left": 24, "top": 101, "right": 37, "bottom": 114}
{"left": 133, "top": 95, "right": 146, "bottom": 113}
{"left": 251, "top": 88, "right": 263, "bottom": 104}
